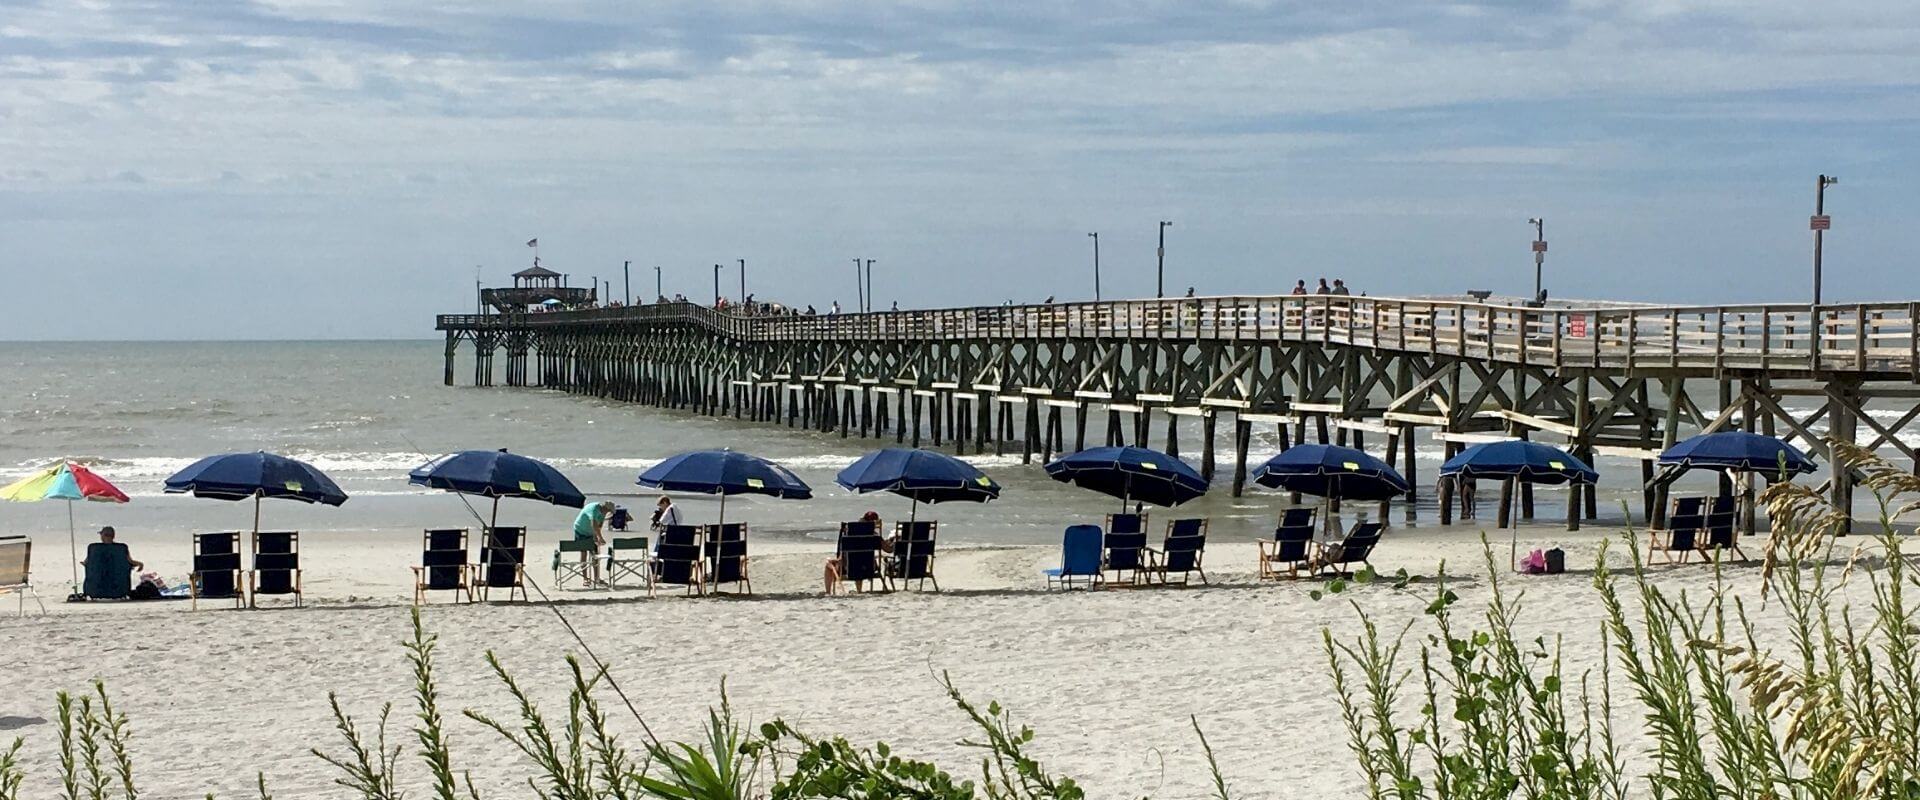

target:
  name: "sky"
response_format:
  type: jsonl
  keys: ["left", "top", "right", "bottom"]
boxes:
{"left": 2, "top": 0, "right": 1918, "bottom": 340}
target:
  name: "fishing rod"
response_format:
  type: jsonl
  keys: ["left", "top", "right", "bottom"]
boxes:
{"left": 395, "top": 431, "right": 661, "bottom": 737}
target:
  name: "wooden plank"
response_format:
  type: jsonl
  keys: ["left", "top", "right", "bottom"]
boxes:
{"left": 1490, "top": 409, "right": 1580, "bottom": 438}
{"left": 1291, "top": 401, "right": 1342, "bottom": 413}
{"left": 1383, "top": 411, "right": 1447, "bottom": 425}
{"left": 1432, "top": 431, "right": 1515, "bottom": 444}
{"left": 1592, "top": 444, "right": 1661, "bottom": 460}
{"left": 1199, "top": 398, "right": 1252, "bottom": 409}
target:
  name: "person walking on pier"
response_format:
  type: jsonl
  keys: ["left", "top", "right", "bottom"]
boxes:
{"left": 831, "top": 300, "right": 841, "bottom": 315}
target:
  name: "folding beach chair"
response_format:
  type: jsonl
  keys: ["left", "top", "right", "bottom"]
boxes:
{"left": 1101, "top": 523, "right": 1149, "bottom": 587}
{"left": 248, "top": 531, "right": 302, "bottom": 608}
{"left": 1149, "top": 518, "right": 1209, "bottom": 586}
{"left": 1258, "top": 508, "right": 1317, "bottom": 580}
{"left": 0, "top": 536, "right": 44, "bottom": 615}
{"left": 652, "top": 525, "right": 706, "bottom": 596}
{"left": 412, "top": 528, "right": 472, "bottom": 605}
{"left": 1043, "top": 525, "right": 1104, "bottom": 590}
{"left": 83, "top": 540, "right": 135, "bottom": 600}
{"left": 553, "top": 539, "right": 597, "bottom": 589}
{"left": 190, "top": 531, "right": 245, "bottom": 610}
{"left": 604, "top": 536, "right": 652, "bottom": 591}
{"left": 1311, "top": 522, "right": 1383, "bottom": 577}
{"left": 1702, "top": 495, "right": 1746, "bottom": 561}
{"left": 474, "top": 526, "right": 528, "bottom": 602}
{"left": 832, "top": 521, "right": 886, "bottom": 594}
{"left": 704, "top": 523, "right": 751, "bottom": 595}
{"left": 1105, "top": 512, "right": 1148, "bottom": 537}
{"left": 1649, "top": 497, "right": 1705, "bottom": 564}
{"left": 888, "top": 521, "right": 939, "bottom": 592}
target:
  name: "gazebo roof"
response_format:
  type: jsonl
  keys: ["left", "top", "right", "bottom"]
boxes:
{"left": 514, "top": 265, "right": 561, "bottom": 279}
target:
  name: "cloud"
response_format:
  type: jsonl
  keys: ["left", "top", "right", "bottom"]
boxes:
{"left": 0, "top": 0, "right": 1917, "bottom": 339}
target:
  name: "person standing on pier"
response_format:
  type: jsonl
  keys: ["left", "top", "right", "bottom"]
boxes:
{"left": 831, "top": 300, "right": 841, "bottom": 315}
{"left": 1315, "top": 278, "right": 1331, "bottom": 294}
{"left": 1292, "top": 280, "right": 1308, "bottom": 295}
{"left": 1331, "top": 279, "right": 1351, "bottom": 296}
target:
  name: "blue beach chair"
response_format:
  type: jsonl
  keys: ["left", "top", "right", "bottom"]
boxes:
{"left": 704, "top": 523, "right": 751, "bottom": 595}
{"left": 1702, "top": 495, "right": 1745, "bottom": 560}
{"left": 1044, "top": 525, "right": 1104, "bottom": 590}
{"left": 1149, "top": 518, "right": 1209, "bottom": 586}
{"left": 190, "top": 531, "right": 245, "bottom": 610}
{"left": 1311, "top": 522, "right": 1383, "bottom": 577}
{"left": 248, "top": 531, "right": 302, "bottom": 608}
{"left": 888, "top": 521, "right": 939, "bottom": 592}
{"left": 1650, "top": 497, "right": 1705, "bottom": 564}
{"left": 83, "top": 540, "right": 135, "bottom": 600}
{"left": 475, "top": 526, "right": 528, "bottom": 602}
{"left": 412, "top": 528, "right": 472, "bottom": 605}
{"left": 653, "top": 525, "right": 706, "bottom": 596}
{"left": 832, "top": 520, "right": 885, "bottom": 594}
{"left": 1259, "top": 508, "right": 1317, "bottom": 580}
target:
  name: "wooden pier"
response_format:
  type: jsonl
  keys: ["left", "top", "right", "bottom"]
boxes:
{"left": 438, "top": 295, "right": 1920, "bottom": 528}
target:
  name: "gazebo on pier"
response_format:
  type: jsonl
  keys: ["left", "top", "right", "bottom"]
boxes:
{"left": 481, "top": 264, "right": 596, "bottom": 312}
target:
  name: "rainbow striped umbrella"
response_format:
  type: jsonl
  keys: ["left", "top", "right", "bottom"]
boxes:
{"left": 2, "top": 462, "right": 131, "bottom": 588}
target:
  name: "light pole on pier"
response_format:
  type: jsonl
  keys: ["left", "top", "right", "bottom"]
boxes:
{"left": 1088, "top": 232, "right": 1101, "bottom": 301}
{"left": 1812, "top": 175, "right": 1838, "bottom": 305}
{"left": 1528, "top": 218, "right": 1547, "bottom": 305}
{"left": 853, "top": 257, "right": 865, "bottom": 312}
{"left": 865, "top": 259, "right": 876, "bottom": 312}
{"left": 1157, "top": 221, "right": 1173, "bottom": 299}
{"left": 713, "top": 264, "right": 723, "bottom": 307}
{"left": 654, "top": 266, "right": 662, "bottom": 301}
{"left": 623, "top": 261, "right": 631, "bottom": 306}
{"left": 739, "top": 258, "right": 747, "bottom": 305}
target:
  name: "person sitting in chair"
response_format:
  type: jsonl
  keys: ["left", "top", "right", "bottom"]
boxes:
{"left": 81, "top": 527, "right": 143, "bottom": 571}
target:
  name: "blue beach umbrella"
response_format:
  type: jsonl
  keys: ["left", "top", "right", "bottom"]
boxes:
{"left": 409, "top": 449, "right": 586, "bottom": 528}
{"left": 164, "top": 451, "right": 348, "bottom": 534}
{"left": 836, "top": 447, "right": 1000, "bottom": 521}
{"left": 637, "top": 449, "right": 812, "bottom": 525}
{"left": 1252, "top": 444, "right": 1408, "bottom": 501}
{"left": 1658, "top": 431, "right": 1815, "bottom": 481}
{"left": 1043, "top": 446, "right": 1208, "bottom": 510}
{"left": 1441, "top": 440, "right": 1598, "bottom": 486}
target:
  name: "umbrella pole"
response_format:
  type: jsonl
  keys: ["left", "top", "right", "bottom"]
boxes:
{"left": 490, "top": 496, "right": 499, "bottom": 531}
{"left": 719, "top": 493, "right": 727, "bottom": 527}
{"left": 67, "top": 498, "right": 78, "bottom": 590}
{"left": 253, "top": 493, "right": 262, "bottom": 537}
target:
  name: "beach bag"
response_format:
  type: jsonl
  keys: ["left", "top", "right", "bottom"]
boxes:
{"left": 130, "top": 579, "right": 161, "bottom": 600}
{"left": 1521, "top": 549, "right": 1548, "bottom": 574}
{"left": 1545, "top": 547, "right": 1566, "bottom": 575}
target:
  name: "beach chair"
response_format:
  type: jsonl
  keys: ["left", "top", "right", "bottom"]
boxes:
{"left": 704, "top": 523, "right": 751, "bottom": 595}
{"left": 1702, "top": 495, "right": 1746, "bottom": 561}
{"left": 888, "top": 521, "right": 940, "bottom": 592}
{"left": 1100, "top": 524, "right": 1149, "bottom": 587}
{"left": 83, "top": 540, "right": 135, "bottom": 600}
{"left": 1148, "top": 518, "right": 1209, "bottom": 586}
{"left": 190, "top": 531, "right": 245, "bottom": 610}
{"left": 1310, "top": 522, "right": 1383, "bottom": 577}
{"left": 1106, "top": 512, "right": 1148, "bottom": 537}
{"left": 833, "top": 521, "right": 886, "bottom": 594}
{"left": 412, "top": 528, "right": 472, "bottom": 605}
{"left": 604, "top": 536, "right": 652, "bottom": 591}
{"left": 553, "top": 539, "right": 597, "bottom": 589}
{"left": 1649, "top": 497, "right": 1706, "bottom": 564}
{"left": 652, "top": 525, "right": 706, "bottom": 596}
{"left": 474, "top": 526, "right": 528, "bottom": 602}
{"left": 0, "top": 536, "right": 43, "bottom": 615}
{"left": 1258, "top": 508, "right": 1317, "bottom": 580}
{"left": 248, "top": 531, "right": 302, "bottom": 608}
{"left": 1043, "top": 525, "right": 1104, "bottom": 590}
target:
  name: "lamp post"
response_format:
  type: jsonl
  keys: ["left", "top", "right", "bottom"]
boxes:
{"left": 654, "top": 266, "right": 662, "bottom": 301}
{"left": 623, "top": 261, "right": 631, "bottom": 306}
{"left": 713, "top": 263, "right": 723, "bottom": 307}
{"left": 1157, "top": 220, "right": 1173, "bottom": 298}
{"left": 738, "top": 258, "right": 747, "bottom": 305}
{"left": 853, "top": 257, "right": 864, "bottom": 312}
{"left": 1088, "top": 232, "right": 1101, "bottom": 301}
{"left": 1813, "top": 175, "right": 1838, "bottom": 305}
{"left": 865, "top": 259, "right": 875, "bottom": 312}
{"left": 1528, "top": 218, "right": 1547, "bottom": 305}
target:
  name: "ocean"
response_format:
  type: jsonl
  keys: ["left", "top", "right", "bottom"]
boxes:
{"left": 0, "top": 340, "right": 1891, "bottom": 550}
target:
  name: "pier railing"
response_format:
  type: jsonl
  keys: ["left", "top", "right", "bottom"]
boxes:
{"left": 438, "top": 296, "right": 1920, "bottom": 375}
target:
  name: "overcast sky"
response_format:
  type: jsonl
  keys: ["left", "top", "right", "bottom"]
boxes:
{"left": 3, "top": 0, "right": 1917, "bottom": 340}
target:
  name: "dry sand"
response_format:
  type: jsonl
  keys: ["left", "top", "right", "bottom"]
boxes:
{"left": 1, "top": 522, "right": 1775, "bottom": 799}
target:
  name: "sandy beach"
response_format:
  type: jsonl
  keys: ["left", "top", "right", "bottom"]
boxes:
{"left": 1, "top": 520, "right": 1771, "bottom": 799}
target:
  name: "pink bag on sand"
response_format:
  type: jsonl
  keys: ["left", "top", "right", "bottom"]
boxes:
{"left": 1521, "top": 549, "right": 1548, "bottom": 574}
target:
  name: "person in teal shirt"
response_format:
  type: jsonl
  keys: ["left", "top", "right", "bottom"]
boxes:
{"left": 572, "top": 500, "right": 614, "bottom": 587}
